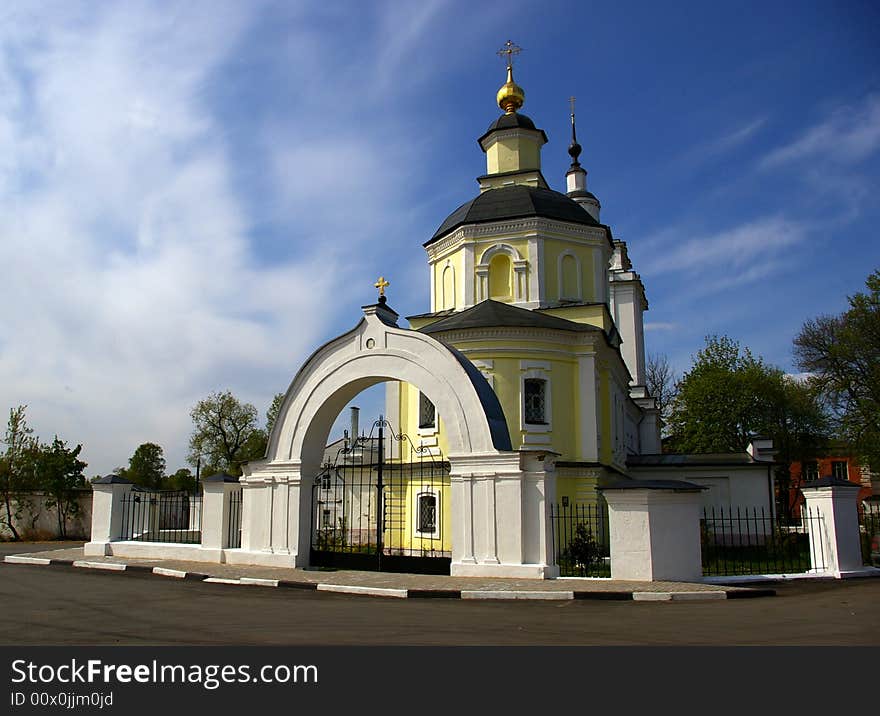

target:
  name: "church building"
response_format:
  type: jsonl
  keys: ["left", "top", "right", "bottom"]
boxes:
{"left": 386, "top": 47, "right": 661, "bottom": 512}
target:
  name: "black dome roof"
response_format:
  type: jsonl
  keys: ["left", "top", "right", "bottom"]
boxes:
{"left": 478, "top": 112, "right": 546, "bottom": 146}
{"left": 426, "top": 185, "right": 599, "bottom": 245}
{"left": 486, "top": 112, "right": 537, "bottom": 132}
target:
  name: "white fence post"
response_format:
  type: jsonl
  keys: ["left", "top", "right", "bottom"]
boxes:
{"left": 201, "top": 473, "right": 241, "bottom": 551}
{"left": 801, "top": 477, "right": 867, "bottom": 577}
{"left": 83, "top": 475, "right": 133, "bottom": 557}
{"left": 601, "top": 480, "right": 705, "bottom": 581}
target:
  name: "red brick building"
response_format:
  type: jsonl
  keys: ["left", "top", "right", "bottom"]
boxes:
{"left": 788, "top": 451, "right": 875, "bottom": 518}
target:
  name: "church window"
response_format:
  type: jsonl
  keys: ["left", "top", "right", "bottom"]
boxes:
{"left": 416, "top": 493, "right": 438, "bottom": 534}
{"left": 442, "top": 265, "right": 456, "bottom": 309}
{"left": 523, "top": 378, "right": 547, "bottom": 425}
{"left": 321, "top": 509, "right": 332, "bottom": 528}
{"left": 831, "top": 461, "right": 848, "bottom": 480}
{"left": 489, "top": 254, "right": 512, "bottom": 300}
{"left": 418, "top": 393, "right": 436, "bottom": 430}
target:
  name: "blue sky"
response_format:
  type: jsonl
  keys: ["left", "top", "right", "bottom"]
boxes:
{"left": 1, "top": 1, "right": 878, "bottom": 476}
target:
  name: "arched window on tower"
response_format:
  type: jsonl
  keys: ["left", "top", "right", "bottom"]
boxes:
{"left": 560, "top": 253, "right": 579, "bottom": 300}
{"left": 489, "top": 253, "right": 512, "bottom": 301}
{"left": 442, "top": 265, "right": 455, "bottom": 310}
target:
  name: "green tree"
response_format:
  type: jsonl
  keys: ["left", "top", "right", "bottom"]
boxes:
{"left": 165, "top": 467, "right": 195, "bottom": 492}
{"left": 126, "top": 442, "right": 166, "bottom": 489}
{"left": 667, "top": 336, "right": 776, "bottom": 453}
{"left": 34, "top": 437, "right": 87, "bottom": 539}
{"left": 794, "top": 270, "right": 880, "bottom": 472}
{"left": 667, "top": 336, "right": 829, "bottom": 518}
{"left": 189, "top": 390, "right": 265, "bottom": 476}
{"left": 1, "top": 406, "right": 38, "bottom": 541}
{"left": 646, "top": 352, "right": 678, "bottom": 436}
{"left": 266, "top": 392, "right": 285, "bottom": 437}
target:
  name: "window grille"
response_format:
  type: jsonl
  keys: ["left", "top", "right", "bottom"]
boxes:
{"left": 524, "top": 378, "right": 547, "bottom": 424}
{"left": 419, "top": 393, "right": 436, "bottom": 429}
{"left": 417, "top": 493, "right": 437, "bottom": 534}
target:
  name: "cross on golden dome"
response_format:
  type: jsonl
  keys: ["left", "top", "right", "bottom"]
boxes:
{"left": 374, "top": 276, "right": 390, "bottom": 297}
{"left": 496, "top": 40, "right": 524, "bottom": 113}
{"left": 497, "top": 40, "right": 522, "bottom": 69}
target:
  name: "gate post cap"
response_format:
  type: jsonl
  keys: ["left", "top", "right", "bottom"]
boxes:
{"left": 92, "top": 474, "right": 132, "bottom": 484}
{"left": 202, "top": 473, "right": 241, "bottom": 483}
{"left": 801, "top": 477, "right": 860, "bottom": 490}
{"left": 599, "top": 479, "right": 706, "bottom": 492}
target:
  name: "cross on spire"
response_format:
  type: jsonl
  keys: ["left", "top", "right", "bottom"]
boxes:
{"left": 497, "top": 40, "right": 522, "bottom": 69}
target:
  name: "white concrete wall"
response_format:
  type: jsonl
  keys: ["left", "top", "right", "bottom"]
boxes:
{"left": 0, "top": 490, "right": 93, "bottom": 540}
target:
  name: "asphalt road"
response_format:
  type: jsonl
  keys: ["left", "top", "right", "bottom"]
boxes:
{"left": 1, "top": 561, "right": 878, "bottom": 646}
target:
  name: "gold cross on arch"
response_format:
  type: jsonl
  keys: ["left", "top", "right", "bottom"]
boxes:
{"left": 374, "top": 276, "right": 390, "bottom": 297}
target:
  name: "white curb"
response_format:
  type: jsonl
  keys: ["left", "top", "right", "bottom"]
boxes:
{"left": 316, "top": 584, "right": 408, "bottom": 598}
{"left": 5, "top": 555, "right": 52, "bottom": 565}
{"left": 153, "top": 567, "right": 187, "bottom": 579}
{"left": 633, "top": 591, "right": 727, "bottom": 601}
{"left": 461, "top": 590, "right": 574, "bottom": 600}
{"left": 73, "top": 560, "right": 127, "bottom": 572}
{"left": 203, "top": 577, "right": 242, "bottom": 585}
{"left": 240, "top": 577, "right": 280, "bottom": 587}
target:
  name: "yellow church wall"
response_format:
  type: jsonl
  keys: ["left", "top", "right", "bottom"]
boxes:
{"left": 486, "top": 137, "right": 540, "bottom": 174}
{"left": 540, "top": 239, "right": 596, "bottom": 303}
{"left": 599, "top": 365, "right": 612, "bottom": 465}
{"left": 430, "top": 250, "right": 466, "bottom": 313}
{"left": 538, "top": 303, "right": 612, "bottom": 332}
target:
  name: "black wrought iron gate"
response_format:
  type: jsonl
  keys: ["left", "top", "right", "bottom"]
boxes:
{"left": 310, "top": 417, "right": 451, "bottom": 575}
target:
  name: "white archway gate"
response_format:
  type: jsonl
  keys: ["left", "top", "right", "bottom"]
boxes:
{"left": 230, "top": 300, "right": 559, "bottom": 578}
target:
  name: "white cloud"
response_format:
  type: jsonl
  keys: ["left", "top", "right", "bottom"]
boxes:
{"left": 679, "top": 117, "right": 767, "bottom": 168}
{"left": 642, "top": 216, "right": 806, "bottom": 278}
{"left": 0, "top": 2, "right": 443, "bottom": 476}
{"left": 760, "top": 94, "right": 880, "bottom": 169}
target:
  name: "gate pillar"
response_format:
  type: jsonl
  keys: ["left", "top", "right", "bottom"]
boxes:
{"left": 84, "top": 475, "right": 133, "bottom": 557}
{"left": 226, "top": 461, "right": 305, "bottom": 568}
{"left": 450, "top": 450, "right": 558, "bottom": 579}
{"left": 801, "top": 477, "right": 868, "bottom": 577}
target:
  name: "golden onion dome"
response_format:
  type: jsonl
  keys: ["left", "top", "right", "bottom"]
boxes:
{"left": 496, "top": 64, "right": 525, "bottom": 114}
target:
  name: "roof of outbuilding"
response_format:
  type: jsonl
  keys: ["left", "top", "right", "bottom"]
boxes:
{"left": 626, "top": 453, "right": 764, "bottom": 468}
{"left": 427, "top": 184, "right": 600, "bottom": 245}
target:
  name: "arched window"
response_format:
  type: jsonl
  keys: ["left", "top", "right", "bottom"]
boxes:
{"left": 442, "top": 265, "right": 455, "bottom": 309}
{"left": 489, "top": 254, "right": 512, "bottom": 300}
{"left": 561, "top": 254, "right": 578, "bottom": 299}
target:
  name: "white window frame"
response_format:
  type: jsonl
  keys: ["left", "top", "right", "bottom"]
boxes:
{"left": 520, "top": 361, "right": 552, "bottom": 437}
{"left": 413, "top": 488, "right": 441, "bottom": 538}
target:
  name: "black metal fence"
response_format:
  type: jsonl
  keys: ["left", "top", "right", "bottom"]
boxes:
{"left": 860, "top": 509, "right": 880, "bottom": 567}
{"left": 701, "top": 506, "right": 825, "bottom": 576}
{"left": 227, "top": 487, "right": 243, "bottom": 549}
{"left": 120, "top": 489, "right": 202, "bottom": 544}
{"left": 310, "top": 419, "right": 452, "bottom": 574}
{"left": 550, "top": 502, "right": 610, "bottom": 577}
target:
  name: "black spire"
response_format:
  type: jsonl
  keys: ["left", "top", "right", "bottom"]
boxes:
{"left": 568, "top": 96, "right": 582, "bottom": 167}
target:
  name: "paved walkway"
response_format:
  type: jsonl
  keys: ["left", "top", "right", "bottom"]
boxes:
{"left": 2, "top": 543, "right": 780, "bottom": 601}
